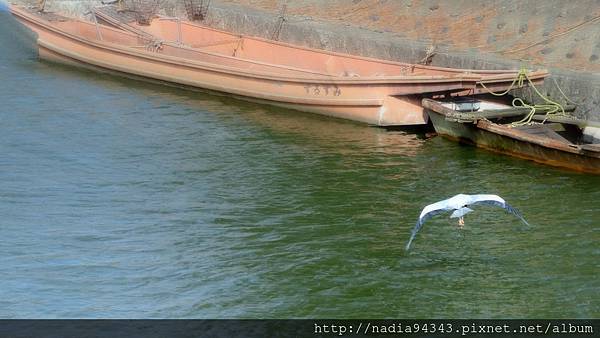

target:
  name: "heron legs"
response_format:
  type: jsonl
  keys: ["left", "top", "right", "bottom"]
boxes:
{"left": 458, "top": 216, "right": 465, "bottom": 228}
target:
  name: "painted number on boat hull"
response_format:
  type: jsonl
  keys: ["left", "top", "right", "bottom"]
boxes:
{"left": 304, "top": 85, "right": 342, "bottom": 96}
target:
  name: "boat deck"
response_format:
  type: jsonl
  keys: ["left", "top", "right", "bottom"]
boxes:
{"left": 513, "top": 124, "right": 572, "bottom": 144}
{"left": 92, "top": 5, "right": 549, "bottom": 87}
{"left": 93, "top": 6, "right": 424, "bottom": 79}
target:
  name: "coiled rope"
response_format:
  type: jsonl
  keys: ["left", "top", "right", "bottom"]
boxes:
{"left": 478, "top": 68, "right": 572, "bottom": 127}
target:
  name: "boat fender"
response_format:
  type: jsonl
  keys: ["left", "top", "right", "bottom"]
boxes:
{"left": 583, "top": 126, "right": 600, "bottom": 144}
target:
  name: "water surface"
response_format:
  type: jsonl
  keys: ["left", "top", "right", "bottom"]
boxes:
{"left": 0, "top": 14, "right": 598, "bottom": 318}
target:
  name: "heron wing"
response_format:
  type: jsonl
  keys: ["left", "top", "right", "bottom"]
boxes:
{"left": 467, "top": 194, "right": 529, "bottom": 225}
{"left": 503, "top": 202, "right": 529, "bottom": 226}
{"left": 418, "top": 199, "right": 458, "bottom": 220}
{"left": 406, "top": 199, "right": 456, "bottom": 250}
{"left": 464, "top": 194, "right": 506, "bottom": 207}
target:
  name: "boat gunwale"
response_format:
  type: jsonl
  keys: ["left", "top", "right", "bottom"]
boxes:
{"left": 12, "top": 5, "right": 483, "bottom": 87}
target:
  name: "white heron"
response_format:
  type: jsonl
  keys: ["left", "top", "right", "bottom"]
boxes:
{"left": 405, "top": 194, "right": 529, "bottom": 250}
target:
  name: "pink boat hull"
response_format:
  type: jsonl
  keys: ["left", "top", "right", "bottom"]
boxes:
{"left": 10, "top": 6, "right": 548, "bottom": 126}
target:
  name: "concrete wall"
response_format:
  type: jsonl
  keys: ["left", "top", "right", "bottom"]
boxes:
{"left": 214, "top": 0, "right": 600, "bottom": 73}
{"left": 11, "top": 0, "right": 600, "bottom": 120}
{"left": 181, "top": 0, "right": 600, "bottom": 121}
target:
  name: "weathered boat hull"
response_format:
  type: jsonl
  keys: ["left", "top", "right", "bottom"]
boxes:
{"left": 11, "top": 6, "right": 486, "bottom": 126}
{"left": 424, "top": 99, "right": 600, "bottom": 174}
{"left": 11, "top": 5, "right": 551, "bottom": 127}
{"left": 36, "top": 39, "right": 429, "bottom": 125}
{"left": 93, "top": 8, "right": 549, "bottom": 99}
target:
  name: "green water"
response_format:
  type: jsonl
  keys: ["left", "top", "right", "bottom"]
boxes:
{"left": 0, "top": 12, "right": 598, "bottom": 318}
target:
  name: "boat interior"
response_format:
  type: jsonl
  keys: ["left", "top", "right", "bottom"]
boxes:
{"left": 30, "top": 12, "right": 333, "bottom": 77}
{"left": 440, "top": 97, "right": 600, "bottom": 149}
{"left": 138, "top": 17, "right": 449, "bottom": 78}
{"left": 90, "top": 7, "right": 533, "bottom": 80}
{"left": 21, "top": 5, "right": 545, "bottom": 84}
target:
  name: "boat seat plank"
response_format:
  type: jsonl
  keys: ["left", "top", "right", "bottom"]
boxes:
{"left": 443, "top": 107, "right": 529, "bottom": 123}
{"left": 532, "top": 114, "right": 600, "bottom": 129}
{"left": 471, "top": 109, "right": 530, "bottom": 119}
{"left": 580, "top": 144, "right": 600, "bottom": 152}
{"left": 451, "top": 104, "right": 577, "bottom": 121}
{"left": 514, "top": 124, "right": 572, "bottom": 143}
{"left": 472, "top": 104, "right": 575, "bottom": 120}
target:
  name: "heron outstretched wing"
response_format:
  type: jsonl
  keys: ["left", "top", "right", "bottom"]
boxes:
{"left": 463, "top": 194, "right": 506, "bottom": 207}
{"left": 405, "top": 198, "right": 457, "bottom": 250}
{"left": 466, "top": 194, "right": 529, "bottom": 226}
{"left": 501, "top": 203, "right": 529, "bottom": 226}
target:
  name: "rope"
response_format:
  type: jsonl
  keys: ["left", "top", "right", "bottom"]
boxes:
{"left": 418, "top": 45, "right": 436, "bottom": 65}
{"left": 509, "top": 98, "right": 562, "bottom": 126}
{"left": 145, "top": 40, "right": 164, "bottom": 52}
{"left": 552, "top": 77, "right": 582, "bottom": 106}
{"left": 478, "top": 67, "right": 572, "bottom": 127}
{"left": 271, "top": 3, "right": 288, "bottom": 41}
{"left": 478, "top": 68, "right": 527, "bottom": 96}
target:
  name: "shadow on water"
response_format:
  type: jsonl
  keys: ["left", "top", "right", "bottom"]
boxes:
{"left": 0, "top": 12, "right": 598, "bottom": 319}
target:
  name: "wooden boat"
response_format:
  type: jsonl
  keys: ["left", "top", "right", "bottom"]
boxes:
{"left": 10, "top": 4, "right": 548, "bottom": 126}
{"left": 423, "top": 98, "right": 600, "bottom": 174}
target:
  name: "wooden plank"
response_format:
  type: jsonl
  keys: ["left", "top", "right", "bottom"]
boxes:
{"left": 532, "top": 114, "right": 600, "bottom": 128}
{"left": 472, "top": 104, "right": 576, "bottom": 119}
{"left": 580, "top": 144, "right": 600, "bottom": 152}
{"left": 450, "top": 105, "right": 573, "bottom": 121}
{"left": 445, "top": 109, "right": 528, "bottom": 123}
{"left": 514, "top": 124, "right": 571, "bottom": 143}
{"left": 475, "top": 110, "right": 529, "bottom": 119}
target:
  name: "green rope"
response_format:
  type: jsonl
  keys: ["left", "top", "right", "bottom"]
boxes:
{"left": 478, "top": 68, "right": 527, "bottom": 97}
{"left": 552, "top": 77, "right": 582, "bottom": 106}
{"left": 479, "top": 67, "right": 571, "bottom": 127}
